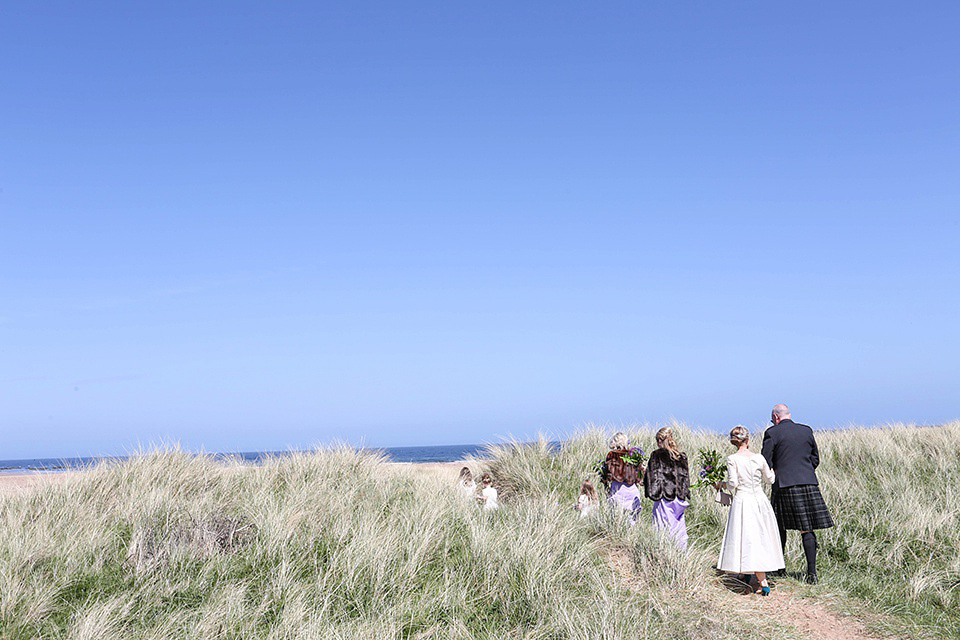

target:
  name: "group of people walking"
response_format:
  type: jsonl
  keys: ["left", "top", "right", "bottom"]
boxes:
{"left": 454, "top": 403, "right": 833, "bottom": 595}
{"left": 592, "top": 427, "right": 692, "bottom": 549}
{"left": 593, "top": 403, "right": 834, "bottom": 595}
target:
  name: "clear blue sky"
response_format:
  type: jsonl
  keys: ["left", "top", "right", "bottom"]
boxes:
{"left": 2, "top": 2, "right": 958, "bottom": 459}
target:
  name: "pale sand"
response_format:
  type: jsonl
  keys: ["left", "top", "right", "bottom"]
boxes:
{"left": 386, "top": 461, "right": 469, "bottom": 483}
{"left": 0, "top": 471, "right": 72, "bottom": 494}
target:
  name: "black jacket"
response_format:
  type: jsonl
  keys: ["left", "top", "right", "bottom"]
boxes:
{"left": 760, "top": 419, "right": 821, "bottom": 488}
{"left": 643, "top": 449, "right": 690, "bottom": 501}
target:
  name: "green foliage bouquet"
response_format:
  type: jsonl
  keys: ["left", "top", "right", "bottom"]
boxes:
{"left": 621, "top": 446, "right": 647, "bottom": 467}
{"left": 594, "top": 445, "right": 647, "bottom": 484}
{"left": 692, "top": 448, "right": 726, "bottom": 489}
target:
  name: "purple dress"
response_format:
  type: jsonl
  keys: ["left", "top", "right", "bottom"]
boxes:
{"left": 603, "top": 449, "right": 644, "bottom": 521}
{"left": 643, "top": 449, "right": 691, "bottom": 549}
{"left": 608, "top": 481, "right": 644, "bottom": 519}
{"left": 651, "top": 498, "right": 689, "bottom": 550}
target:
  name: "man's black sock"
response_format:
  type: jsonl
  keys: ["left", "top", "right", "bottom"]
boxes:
{"left": 802, "top": 531, "right": 817, "bottom": 575}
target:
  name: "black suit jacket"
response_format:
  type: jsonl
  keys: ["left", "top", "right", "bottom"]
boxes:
{"left": 761, "top": 419, "right": 820, "bottom": 488}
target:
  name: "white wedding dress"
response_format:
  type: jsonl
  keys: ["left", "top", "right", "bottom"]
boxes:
{"left": 716, "top": 452, "right": 785, "bottom": 573}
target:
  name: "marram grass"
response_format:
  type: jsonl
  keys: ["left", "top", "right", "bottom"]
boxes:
{"left": 1, "top": 422, "right": 958, "bottom": 639}
{"left": 476, "top": 421, "right": 960, "bottom": 639}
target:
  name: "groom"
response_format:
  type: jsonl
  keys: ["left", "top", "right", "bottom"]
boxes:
{"left": 761, "top": 404, "right": 834, "bottom": 584}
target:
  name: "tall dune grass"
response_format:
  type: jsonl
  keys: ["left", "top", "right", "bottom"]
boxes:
{"left": 1, "top": 422, "right": 957, "bottom": 638}
{"left": 812, "top": 422, "right": 960, "bottom": 636}
{"left": 0, "top": 445, "right": 784, "bottom": 639}
{"left": 480, "top": 422, "right": 960, "bottom": 639}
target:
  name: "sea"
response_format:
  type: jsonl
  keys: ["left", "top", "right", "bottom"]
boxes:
{"left": 0, "top": 443, "right": 489, "bottom": 474}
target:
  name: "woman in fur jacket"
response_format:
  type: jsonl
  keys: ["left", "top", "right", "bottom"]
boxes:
{"left": 643, "top": 427, "right": 691, "bottom": 549}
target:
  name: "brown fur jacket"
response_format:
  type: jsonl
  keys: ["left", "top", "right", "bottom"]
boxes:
{"left": 602, "top": 449, "right": 641, "bottom": 487}
{"left": 643, "top": 448, "right": 690, "bottom": 501}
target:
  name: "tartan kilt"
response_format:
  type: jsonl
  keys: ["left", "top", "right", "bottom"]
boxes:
{"left": 771, "top": 485, "right": 834, "bottom": 531}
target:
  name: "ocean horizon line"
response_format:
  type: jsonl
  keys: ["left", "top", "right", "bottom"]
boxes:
{"left": 0, "top": 442, "right": 506, "bottom": 473}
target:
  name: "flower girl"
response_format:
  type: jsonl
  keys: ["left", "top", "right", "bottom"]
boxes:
{"left": 575, "top": 479, "right": 599, "bottom": 518}
{"left": 479, "top": 473, "right": 499, "bottom": 510}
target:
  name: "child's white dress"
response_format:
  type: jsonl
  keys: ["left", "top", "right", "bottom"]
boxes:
{"left": 481, "top": 486, "right": 499, "bottom": 510}
{"left": 577, "top": 494, "right": 597, "bottom": 518}
{"left": 717, "top": 452, "right": 785, "bottom": 573}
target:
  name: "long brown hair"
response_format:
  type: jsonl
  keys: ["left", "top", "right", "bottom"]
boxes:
{"left": 580, "top": 479, "right": 598, "bottom": 501}
{"left": 655, "top": 427, "right": 683, "bottom": 461}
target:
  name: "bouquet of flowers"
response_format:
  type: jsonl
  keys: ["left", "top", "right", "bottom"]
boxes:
{"left": 692, "top": 448, "right": 726, "bottom": 489}
{"left": 621, "top": 446, "right": 647, "bottom": 468}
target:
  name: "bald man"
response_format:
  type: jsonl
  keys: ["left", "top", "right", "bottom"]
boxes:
{"left": 761, "top": 404, "right": 834, "bottom": 584}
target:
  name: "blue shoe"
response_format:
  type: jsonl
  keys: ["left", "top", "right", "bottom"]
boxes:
{"left": 761, "top": 586, "right": 771, "bottom": 596}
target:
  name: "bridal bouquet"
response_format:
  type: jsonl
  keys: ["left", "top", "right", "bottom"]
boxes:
{"left": 692, "top": 448, "right": 726, "bottom": 489}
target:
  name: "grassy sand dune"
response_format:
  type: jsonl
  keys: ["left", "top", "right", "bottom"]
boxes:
{"left": 1, "top": 423, "right": 957, "bottom": 639}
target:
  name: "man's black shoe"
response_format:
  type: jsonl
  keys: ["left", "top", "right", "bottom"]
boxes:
{"left": 804, "top": 572, "right": 818, "bottom": 585}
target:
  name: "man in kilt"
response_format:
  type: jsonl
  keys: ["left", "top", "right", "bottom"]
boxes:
{"left": 761, "top": 404, "right": 834, "bottom": 584}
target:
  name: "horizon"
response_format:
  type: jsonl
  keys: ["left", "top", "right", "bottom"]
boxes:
{"left": 3, "top": 418, "right": 956, "bottom": 462}
{"left": 3, "top": 2, "right": 958, "bottom": 460}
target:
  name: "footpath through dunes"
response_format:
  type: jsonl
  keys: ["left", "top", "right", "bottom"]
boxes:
{"left": 605, "top": 543, "right": 894, "bottom": 640}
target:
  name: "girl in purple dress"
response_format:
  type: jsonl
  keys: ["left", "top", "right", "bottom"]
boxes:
{"left": 643, "top": 427, "right": 691, "bottom": 549}
{"left": 601, "top": 432, "right": 644, "bottom": 520}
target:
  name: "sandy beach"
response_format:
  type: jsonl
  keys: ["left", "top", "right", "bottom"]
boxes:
{"left": 0, "top": 471, "right": 69, "bottom": 494}
{"left": 386, "top": 461, "right": 466, "bottom": 482}
{"left": 0, "top": 461, "right": 469, "bottom": 495}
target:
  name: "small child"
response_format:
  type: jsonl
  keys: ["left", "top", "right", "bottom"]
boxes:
{"left": 457, "top": 466, "right": 476, "bottom": 499}
{"left": 575, "top": 479, "right": 599, "bottom": 518}
{"left": 479, "top": 473, "right": 498, "bottom": 510}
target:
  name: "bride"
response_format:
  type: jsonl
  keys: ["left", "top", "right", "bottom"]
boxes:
{"left": 716, "top": 426, "right": 785, "bottom": 595}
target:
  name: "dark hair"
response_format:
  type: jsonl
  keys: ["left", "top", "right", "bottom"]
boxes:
{"left": 481, "top": 473, "right": 492, "bottom": 485}
{"left": 458, "top": 466, "right": 473, "bottom": 482}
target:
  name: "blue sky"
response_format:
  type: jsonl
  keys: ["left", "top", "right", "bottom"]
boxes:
{"left": 2, "top": 2, "right": 958, "bottom": 459}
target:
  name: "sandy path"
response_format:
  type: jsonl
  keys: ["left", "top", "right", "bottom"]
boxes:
{"left": 757, "top": 589, "right": 880, "bottom": 640}
{"left": 607, "top": 546, "right": 893, "bottom": 640}
{"left": 716, "top": 574, "right": 889, "bottom": 640}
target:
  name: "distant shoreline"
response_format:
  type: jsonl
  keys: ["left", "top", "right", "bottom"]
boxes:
{"left": 0, "top": 443, "right": 489, "bottom": 473}
{"left": 4, "top": 422, "right": 955, "bottom": 475}
{"left": 0, "top": 460, "right": 470, "bottom": 492}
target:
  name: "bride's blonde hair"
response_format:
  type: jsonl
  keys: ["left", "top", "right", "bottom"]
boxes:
{"left": 729, "top": 426, "right": 749, "bottom": 447}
